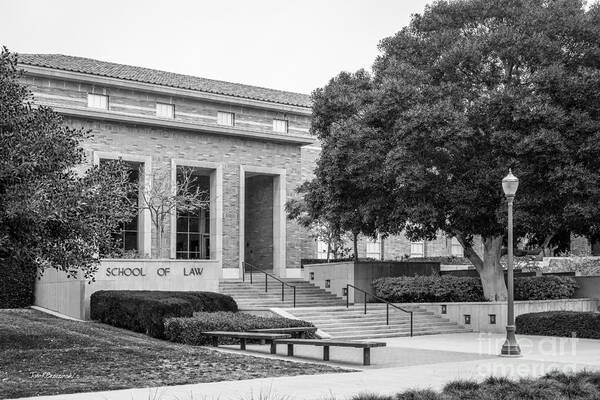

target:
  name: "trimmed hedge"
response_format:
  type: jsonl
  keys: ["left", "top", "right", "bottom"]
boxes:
{"left": 0, "top": 261, "right": 36, "bottom": 308}
{"left": 514, "top": 275, "right": 577, "bottom": 300}
{"left": 373, "top": 275, "right": 486, "bottom": 302}
{"left": 373, "top": 275, "right": 578, "bottom": 302}
{"left": 90, "top": 290, "right": 238, "bottom": 338}
{"left": 165, "top": 311, "right": 315, "bottom": 345}
{"left": 516, "top": 311, "right": 600, "bottom": 339}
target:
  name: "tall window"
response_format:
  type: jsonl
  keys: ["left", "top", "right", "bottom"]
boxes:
{"left": 451, "top": 237, "right": 464, "bottom": 257}
{"left": 316, "top": 240, "right": 328, "bottom": 259}
{"left": 273, "top": 119, "right": 288, "bottom": 133}
{"left": 88, "top": 93, "right": 108, "bottom": 109}
{"left": 217, "top": 111, "right": 234, "bottom": 126}
{"left": 176, "top": 168, "right": 210, "bottom": 259}
{"left": 366, "top": 237, "right": 381, "bottom": 259}
{"left": 156, "top": 102, "right": 175, "bottom": 118}
{"left": 101, "top": 159, "right": 140, "bottom": 252}
{"left": 410, "top": 241, "right": 424, "bottom": 258}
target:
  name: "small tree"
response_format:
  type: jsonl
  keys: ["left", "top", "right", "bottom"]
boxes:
{"left": 139, "top": 166, "right": 209, "bottom": 258}
{"left": 0, "top": 48, "right": 136, "bottom": 281}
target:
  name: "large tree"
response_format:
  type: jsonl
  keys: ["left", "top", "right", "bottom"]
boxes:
{"left": 307, "top": 0, "right": 600, "bottom": 300}
{"left": 0, "top": 48, "right": 136, "bottom": 280}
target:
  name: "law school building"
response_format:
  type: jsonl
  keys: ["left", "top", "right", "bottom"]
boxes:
{"left": 19, "top": 54, "right": 467, "bottom": 319}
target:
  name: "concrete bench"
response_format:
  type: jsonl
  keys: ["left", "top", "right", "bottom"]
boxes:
{"left": 248, "top": 327, "right": 317, "bottom": 339}
{"left": 273, "top": 338, "right": 386, "bottom": 366}
{"left": 202, "top": 331, "right": 290, "bottom": 350}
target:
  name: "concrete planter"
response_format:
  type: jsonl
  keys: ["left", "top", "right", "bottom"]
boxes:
{"left": 35, "top": 258, "right": 220, "bottom": 320}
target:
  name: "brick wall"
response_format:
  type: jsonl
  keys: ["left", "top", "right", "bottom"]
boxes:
{"left": 244, "top": 175, "right": 274, "bottom": 269}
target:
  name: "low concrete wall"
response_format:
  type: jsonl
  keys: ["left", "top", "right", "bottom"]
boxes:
{"left": 302, "top": 260, "right": 439, "bottom": 303}
{"left": 416, "top": 298, "right": 600, "bottom": 333}
{"left": 35, "top": 259, "right": 220, "bottom": 320}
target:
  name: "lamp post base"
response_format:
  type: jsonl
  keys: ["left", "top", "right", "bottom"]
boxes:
{"left": 500, "top": 325, "right": 522, "bottom": 357}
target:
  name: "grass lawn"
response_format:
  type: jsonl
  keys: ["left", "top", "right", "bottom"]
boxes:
{"left": 0, "top": 309, "right": 346, "bottom": 398}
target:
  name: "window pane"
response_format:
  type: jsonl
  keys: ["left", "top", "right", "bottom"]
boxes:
{"left": 156, "top": 103, "right": 174, "bottom": 118}
{"left": 176, "top": 252, "right": 188, "bottom": 260}
{"left": 203, "top": 237, "right": 210, "bottom": 259}
{"left": 87, "top": 93, "right": 108, "bottom": 109}
{"left": 273, "top": 119, "right": 288, "bottom": 133}
{"left": 189, "top": 234, "right": 201, "bottom": 252}
{"left": 177, "top": 217, "right": 188, "bottom": 232}
{"left": 217, "top": 111, "right": 234, "bottom": 126}
{"left": 124, "top": 232, "right": 138, "bottom": 251}
{"left": 189, "top": 217, "right": 200, "bottom": 233}
{"left": 176, "top": 234, "right": 188, "bottom": 252}
{"left": 204, "top": 210, "right": 210, "bottom": 233}
{"left": 189, "top": 252, "right": 201, "bottom": 260}
{"left": 124, "top": 214, "right": 138, "bottom": 231}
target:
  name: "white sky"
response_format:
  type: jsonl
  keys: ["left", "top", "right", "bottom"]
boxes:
{"left": 1, "top": 0, "right": 432, "bottom": 94}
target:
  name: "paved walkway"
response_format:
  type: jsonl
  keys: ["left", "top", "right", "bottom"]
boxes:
{"left": 14, "top": 333, "right": 600, "bottom": 400}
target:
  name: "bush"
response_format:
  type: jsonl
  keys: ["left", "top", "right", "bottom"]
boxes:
{"left": 373, "top": 275, "right": 578, "bottom": 302}
{"left": 0, "top": 261, "right": 36, "bottom": 308}
{"left": 351, "top": 371, "right": 600, "bottom": 400}
{"left": 372, "top": 275, "right": 486, "bottom": 302}
{"left": 165, "top": 311, "right": 314, "bottom": 345}
{"left": 516, "top": 311, "right": 600, "bottom": 339}
{"left": 90, "top": 291, "right": 237, "bottom": 338}
{"left": 514, "top": 275, "right": 578, "bottom": 300}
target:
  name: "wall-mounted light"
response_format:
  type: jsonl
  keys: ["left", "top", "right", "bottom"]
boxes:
{"left": 309, "top": 272, "right": 314, "bottom": 281}
{"left": 342, "top": 287, "right": 348, "bottom": 296}
{"left": 441, "top": 305, "right": 447, "bottom": 314}
{"left": 489, "top": 314, "right": 496, "bottom": 324}
{"left": 464, "top": 314, "right": 471, "bottom": 325}
{"left": 325, "top": 279, "right": 330, "bottom": 288}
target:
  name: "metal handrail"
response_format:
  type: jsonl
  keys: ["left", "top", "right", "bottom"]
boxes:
{"left": 242, "top": 261, "right": 296, "bottom": 308}
{"left": 346, "top": 284, "right": 413, "bottom": 337}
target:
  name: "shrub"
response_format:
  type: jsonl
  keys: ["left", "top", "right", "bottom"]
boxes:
{"left": 372, "top": 275, "right": 486, "bottom": 302}
{"left": 165, "top": 311, "right": 314, "bottom": 345}
{"left": 514, "top": 275, "right": 578, "bottom": 300}
{"left": 90, "top": 291, "right": 237, "bottom": 338}
{"left": 0, "top": 261, "right": 36, "bottom": 308}
{"left": 373, "top": 275, "right": 578, "bottom": 302}
{"left": 516, "top": 311, "right": 600, "bottom": 339}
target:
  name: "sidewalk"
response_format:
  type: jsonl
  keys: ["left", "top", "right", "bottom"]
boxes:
{"left": 14, "top": 333, "right": 600, "bottom": 400}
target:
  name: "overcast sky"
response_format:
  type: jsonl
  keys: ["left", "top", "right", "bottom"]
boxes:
{"left": 1, "top": 0, "right": 432, "bottom": 94}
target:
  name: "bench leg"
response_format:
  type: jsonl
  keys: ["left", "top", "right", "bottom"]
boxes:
{"left": 323, "top": 346, "right": 330, "bottom": 361}
{"left": 287, "top": 344, "right": 294, "bottom": 356}
{"left": 212, "top": 336, "right": 218, "bottom": 347}
{"left": 363, "top": 348, "right": 370, "bottom": 366}
{"left": 270, "top": 341, "right": 277, "bottom": 355}
{"left": 240, "top": 338, "right": 246, "bottom": 351}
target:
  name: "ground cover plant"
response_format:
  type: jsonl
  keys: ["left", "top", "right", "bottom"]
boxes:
{"left": 373, "top": 275, "right": 577, "bottom": 303}
{"left": 517, "top": 311, "right": 600, "bottom": 339}
{"left": 165, "top": 311, "right": 315, "bottom": 345}
{"left": 90, "top": 290, "right": 238, "bottom": 338}
{"left": 0, "top": 309, "right": 345, "bottom": 398}
{"left": 351, "top": 371, "right": 600, "bottom": 400}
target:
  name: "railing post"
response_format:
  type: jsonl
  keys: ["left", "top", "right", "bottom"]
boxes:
{"left": 293, "top": 286, "right": 296, "bottom": 308}
{"left": 250, "top": 266, "right": 253, "bottom": 284}
{"left": 265, "top": 276, "right": 268, "bottom": 293}
{"left": 410, "top": 311, "right": 413, "bottom": 337}
{"left": 386, "top": 303, "right": 389, "bottom": 325}
{"left": 281, "top": 283, "right": 284, "bottom": 302}
{"left": 242, "top": 263, "right": 245, "bottom": 282}
{"left": 346, "top": 285, "right": 349, "bottom": 308}
{"left": 364, "top": 292, "right": 367, "bottom": 315}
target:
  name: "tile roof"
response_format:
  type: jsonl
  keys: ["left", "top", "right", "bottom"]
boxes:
{"left": 18, "top": 53, "right": 312, "bottom": 108}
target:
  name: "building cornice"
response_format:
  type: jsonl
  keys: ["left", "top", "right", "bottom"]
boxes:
{"left": 20, "top": 64, "right": 313, "bottom": 116}
{"left": 53, "top": 106, "right": 315, "bottom": 145}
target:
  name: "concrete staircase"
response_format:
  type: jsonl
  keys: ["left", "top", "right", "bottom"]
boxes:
{"left": 219, "top": 274, "right": 347, "bottom": 309}
{"left": 283, "top": 304, "right": 471, "bottom": 340}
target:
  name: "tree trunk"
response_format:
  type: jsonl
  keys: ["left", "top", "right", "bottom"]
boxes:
{"left": 456, "top": 234, "right": 507, "bottom": 301}
{"left": 353, "top": 232, "right": 359, "bottom": 261}
{"left": 326, "top": 241, "right": 331, "bottom": 262}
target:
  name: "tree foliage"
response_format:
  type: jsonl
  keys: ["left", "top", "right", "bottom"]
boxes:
{"left": 303, "top": 0, "right": 600, "bottom": 300}
{"left": 0, "top": 48, "right": 136, "bottom": 280}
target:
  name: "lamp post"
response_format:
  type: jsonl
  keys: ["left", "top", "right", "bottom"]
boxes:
{"left": 501, "top": 169, "right": 521, "bottom": 357}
